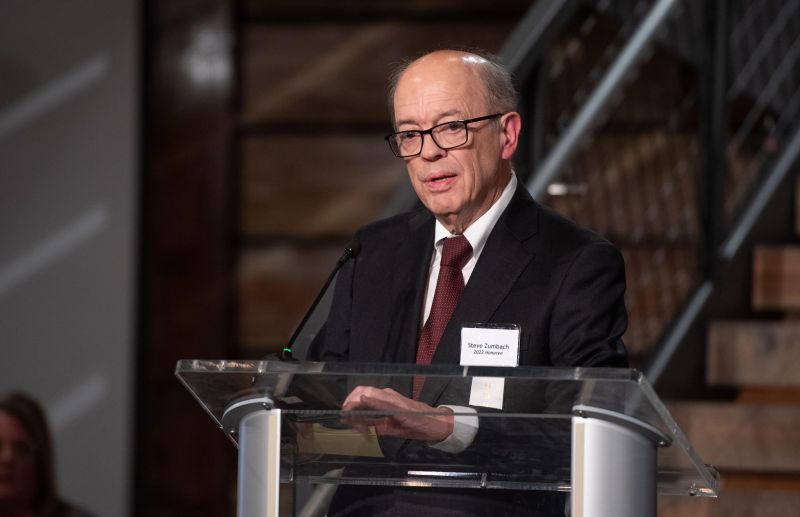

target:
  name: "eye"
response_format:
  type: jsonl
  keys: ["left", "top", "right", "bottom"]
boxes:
{"left": 441, "top": 121, "right": 463, "bottom": 133}
{"left": 398, "top": 131, "right": 420, "bottom": 142}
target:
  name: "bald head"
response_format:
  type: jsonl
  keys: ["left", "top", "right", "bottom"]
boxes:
{"left": 388, "top": 50, "right": 518, "bottom": 126}
{"left": 387, "top": 49, "right": 522, "bottom": 233}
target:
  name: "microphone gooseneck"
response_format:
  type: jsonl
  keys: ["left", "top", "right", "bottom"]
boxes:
{"left": 281, "top": 239, "right": 361, "bottom": 360}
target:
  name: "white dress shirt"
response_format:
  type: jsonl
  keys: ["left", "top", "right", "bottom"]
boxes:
{"left": 424, "top": 173, "right": 518, "bottom": 452}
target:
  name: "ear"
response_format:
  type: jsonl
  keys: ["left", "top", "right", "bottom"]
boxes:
{"left": 499, "top": 112, "right": 522, "bottom": 160}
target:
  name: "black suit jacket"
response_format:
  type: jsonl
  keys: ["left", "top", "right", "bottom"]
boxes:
{"left": 310, "top": 183, "right": 627, "bottom": 377}
{"left": 306, "top": 184, "right": 628, "bottom": 516}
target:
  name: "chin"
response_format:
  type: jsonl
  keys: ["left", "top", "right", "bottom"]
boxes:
{"left": 430, "top": 208, "right": 461, "bottom": 222}
{"left": 426, "top": 199, "right": 462, "bottom": 216}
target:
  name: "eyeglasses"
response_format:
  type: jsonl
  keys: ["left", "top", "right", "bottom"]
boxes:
{"left": 385, "top": 113, "right": 503, "bottom": 158}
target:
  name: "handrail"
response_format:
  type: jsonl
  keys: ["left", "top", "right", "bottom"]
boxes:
{"left": 721, "top": 123, "right": 800, "bottom": 260}
{"left": 646, "top": 122, "right": 800, "bottom": 384}
{"left": 525, "top": 0, "right": 680, "bottom": 199}
{"left": 499, "top": 0, "right": 583, "bottom": 79}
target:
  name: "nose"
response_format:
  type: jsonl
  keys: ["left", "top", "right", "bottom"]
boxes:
{"left": 418, "top": 132, "right": 446, "bottom": 161}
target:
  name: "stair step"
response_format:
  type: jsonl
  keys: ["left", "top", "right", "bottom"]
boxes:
{"left": 753, "top": 246, "right": 800, "bottom": 311}
{"left": 659, "top": 490, "right": 800, "bottom": 517}
{"left": 666, "top": 401, "right": 800, "bottom": 472}
{"left": 736, "top": 387, "right": 800, "bottom": 404}
{"left": 707, "top": 320, "right": 800, "bottom": 387}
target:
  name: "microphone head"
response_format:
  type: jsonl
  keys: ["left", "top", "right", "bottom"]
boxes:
{"left": 344, "top": 238, "right": 362, "bottom": 258}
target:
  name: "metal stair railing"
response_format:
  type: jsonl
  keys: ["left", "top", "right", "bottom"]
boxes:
{"left": 501, "top": 0, "right": 800, "bottom": 384}
{"left": 518, "top": 0, "right": 681, "bottom": 199}
{"left": 380, "top": 0, "right": 800, "bottom": 383}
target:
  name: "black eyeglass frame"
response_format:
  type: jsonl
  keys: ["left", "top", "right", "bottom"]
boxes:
{"left": 384, "top": 113, "right": 504, "bottom": 158}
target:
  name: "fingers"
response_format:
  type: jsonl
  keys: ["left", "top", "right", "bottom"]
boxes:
{"left": 341, "top": 386, "right": 382, "bottom": 410}
{"left": 339, "top": 386, "right": 452, "bottom": 441}
{"left": 342, "top": 386, "right": 413, "bottom": 412}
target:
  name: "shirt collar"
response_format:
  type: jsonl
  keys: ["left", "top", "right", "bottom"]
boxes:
{"left": 433, "top": 172, "right": 517, "bottom": 259}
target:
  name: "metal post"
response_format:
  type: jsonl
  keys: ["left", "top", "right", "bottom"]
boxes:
{"left": 223, "top": 398, "right": 282, "bottom": 517}
{"left": 698, "top": 0, "right": 729, "bottom": 278}
{"left": 571, "top": 406, "right": 669, "bottom": 517}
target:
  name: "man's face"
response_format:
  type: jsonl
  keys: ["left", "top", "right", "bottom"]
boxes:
{"left": 392, "top": 53, "right": 518, "bottom": 233}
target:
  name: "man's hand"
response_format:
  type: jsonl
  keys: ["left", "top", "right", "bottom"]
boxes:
{"left": 341, "top": 386, "right": 454, "bottom": 443}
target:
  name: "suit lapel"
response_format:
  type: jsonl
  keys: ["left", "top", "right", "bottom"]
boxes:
{"left": 420, "top": 186, "right": 540, "bottom": 405}
{"left": 385, "top": 210, "right": 434, "bottom": 366}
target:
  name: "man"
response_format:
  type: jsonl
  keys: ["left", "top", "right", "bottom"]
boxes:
{"left": 307, "top": 49, "right": 627, "bottom": 516}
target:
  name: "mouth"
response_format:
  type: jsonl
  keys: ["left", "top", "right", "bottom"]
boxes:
{"left": 423, "top": 171, "right": 457, "bottom": 189}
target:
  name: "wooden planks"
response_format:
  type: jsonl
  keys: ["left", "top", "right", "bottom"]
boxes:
{"left": 708, "top": 320, "right": 800, "bottom": 387}
{"left": 238, "top": 244, "right": 348, "bottom": 349}
{"left": 240, "top": 21, "right": 517, "bottom": 125}
{"left": 667, "top": 401, "right": 800, "bottom": 472}
{"left": 619, "top": 246, "right": 697, "bottom": 360}
{"left": 752, "top": 246, "right": 800, "bottom": 311}
{"left": 544, "top": 132, "right": 700, "bottom": 241}
{"left": 240, "top": 134, "right": 405, "bottom": 238}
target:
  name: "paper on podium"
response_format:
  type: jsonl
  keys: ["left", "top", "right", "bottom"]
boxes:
{"left": 296, "top": 424, "right": 384, "bottom": 458}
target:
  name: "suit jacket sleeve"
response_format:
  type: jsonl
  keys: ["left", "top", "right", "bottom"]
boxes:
{"left": 547, "top": 239, "right": 628, "bottom": 368}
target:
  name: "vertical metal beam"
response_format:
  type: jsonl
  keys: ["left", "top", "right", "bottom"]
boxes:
{"left": 514, "top": 60, "right": 551, "bottom": 183}
{"left": 529, "top": 59, "right": 551, "bottom": 172}
{"left": 698, "top": 0, "right": 729, "bottom": 278}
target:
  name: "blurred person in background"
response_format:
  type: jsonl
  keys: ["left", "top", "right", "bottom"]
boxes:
{"left": 0, "top": 392, "right": 93, "bottom": 517}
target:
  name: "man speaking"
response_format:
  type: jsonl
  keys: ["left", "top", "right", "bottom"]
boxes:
{"left": 307, "top": 49, "right": 628, "bottom": 516}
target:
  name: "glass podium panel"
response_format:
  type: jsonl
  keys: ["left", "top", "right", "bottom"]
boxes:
{"left": 176, "top": 360, "right": 719, "bottom": 497}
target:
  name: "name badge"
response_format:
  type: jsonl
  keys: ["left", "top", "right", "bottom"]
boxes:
{"left": 459, "top": 323, "right": 520, "bottom": 367}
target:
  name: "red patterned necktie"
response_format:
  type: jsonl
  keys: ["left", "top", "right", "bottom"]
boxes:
{"left": 413, "top": 235, "right": 473, "bottom": 399}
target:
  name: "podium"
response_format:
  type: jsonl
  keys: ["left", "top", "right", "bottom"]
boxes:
{"left": 176, "top": 360, "right": 718, "bottom": 517}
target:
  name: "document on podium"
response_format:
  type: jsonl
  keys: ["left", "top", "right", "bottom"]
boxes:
{"left": 296, "top": 423, "right": 384, "bottom": 458}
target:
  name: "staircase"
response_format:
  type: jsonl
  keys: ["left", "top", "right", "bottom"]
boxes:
{"left": 502, "top": 1, "right": 800, "bottom": 511}
{"left": 658, "top": 180, "right": 800, "bottom": 516}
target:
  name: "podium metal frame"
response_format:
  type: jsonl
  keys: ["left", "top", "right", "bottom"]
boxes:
{"left": 177, "top": 361, "right": 718, "bottom": 517}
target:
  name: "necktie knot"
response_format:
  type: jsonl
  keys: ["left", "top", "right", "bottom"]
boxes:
{"left": 441, "top": 236, "right": 472, "bottom": 270}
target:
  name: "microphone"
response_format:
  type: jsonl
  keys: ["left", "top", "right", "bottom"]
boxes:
{"left": 281, "top": 238, "right": 361, "bottom": 360}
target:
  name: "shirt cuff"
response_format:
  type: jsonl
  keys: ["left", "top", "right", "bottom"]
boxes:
{"left": 428, "top": 405, "right": 478, "bottom": 453}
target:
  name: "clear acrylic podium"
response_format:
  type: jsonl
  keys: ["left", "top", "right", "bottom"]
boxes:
{"left": 176, "top": 360, "right": 719, "bottom": 517}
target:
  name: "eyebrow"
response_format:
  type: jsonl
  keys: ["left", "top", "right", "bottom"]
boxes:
{"left": 395, "top": 110, "right": 464, "bottom": 129}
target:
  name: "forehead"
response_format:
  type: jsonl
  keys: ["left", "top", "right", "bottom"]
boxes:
{"left": 393, "top": 58, "right": 489, "bottom": 124}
